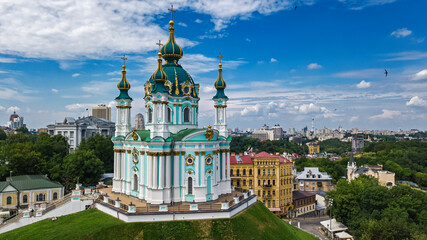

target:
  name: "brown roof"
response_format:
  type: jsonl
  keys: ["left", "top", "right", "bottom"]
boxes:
{"left": 292, "top": 190, "right": 315, "bottom": 200}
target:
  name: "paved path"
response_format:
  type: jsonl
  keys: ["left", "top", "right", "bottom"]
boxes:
{"left": 284, "top": 216, "right": 329, "bottom": 240}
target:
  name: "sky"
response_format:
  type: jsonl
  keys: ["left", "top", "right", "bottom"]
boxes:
{"left": 0, "top": 0, "right": 426, "bottom": 131}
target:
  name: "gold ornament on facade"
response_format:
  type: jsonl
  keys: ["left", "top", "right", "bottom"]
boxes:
{"left": 131, "top": 129, "right": 138, "bottom": 141}
{"left": 165, "top": 80, "right": 173, "bottom": 94}
{"left": 205, "top": 125, "right": 214, "bottom": 141}
{"left": 181, "top": 80, "right": 192, "bottom": 96}
{"left": 185, "top": 155, "right": 195, "bottom": 165}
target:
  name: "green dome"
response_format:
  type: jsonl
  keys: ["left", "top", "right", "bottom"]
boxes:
{"left": 152, "top": 52, "right": 168, "bottom": 82}
{"left": 116, "top": 65, "right": 132, "bottom": 100}
{"left": 149, "top": 62, "right": 197, "bottom": 98}
{"left": 213, "top": 63, "right": 228, "bottom": 100}
{"left": 160, "top": 20, "right": 183, "bottom": 62}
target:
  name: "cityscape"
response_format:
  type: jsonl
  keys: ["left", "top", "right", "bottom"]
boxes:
{"left": 0, "top": 1, "right": 426, "bottom": 240}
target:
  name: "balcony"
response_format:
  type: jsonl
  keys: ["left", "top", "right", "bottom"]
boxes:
{"left": 263, "top": 184, "right": 272, "bottom": 188}
{"left": 230, "top": 174, "right": 241, "bottom": 179}
{"left": 263, "top": 194, "right": 273, "bottom": 198}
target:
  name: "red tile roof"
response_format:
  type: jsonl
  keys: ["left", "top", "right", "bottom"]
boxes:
{"left": 230, "top": 155, "right": 253, "bottom": 164}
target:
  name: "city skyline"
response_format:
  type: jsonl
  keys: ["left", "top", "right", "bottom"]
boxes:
{"left": 0, "top": 0, "right": 426, "bottom": 131}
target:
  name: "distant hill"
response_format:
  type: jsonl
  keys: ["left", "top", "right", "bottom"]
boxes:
{"left": 0, "top": 201, "right": 317, "bottom": 240}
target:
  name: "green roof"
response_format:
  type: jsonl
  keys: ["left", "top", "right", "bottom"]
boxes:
{"left": 213, "top": 88, "right": 228, "bottom": 100}
{"left": 160, "top": 20, "right": 183, "bottom": 61}
{"left": 1, "top": 175, "right": 63, "bottom": 192}
{"left": 171, "top": 128, "right": 204, "bottom": 141}
{"left": 135, "top": 130, "right": 151, "bottom": 141}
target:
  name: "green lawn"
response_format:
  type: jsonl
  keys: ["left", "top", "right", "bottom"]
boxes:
{"left": 0, "top": 202, "right": 317, "bottom": 240}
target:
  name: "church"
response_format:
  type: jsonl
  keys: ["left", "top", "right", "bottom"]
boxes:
{"left": 111, "top": 12, "right": 232, "bottom": 204}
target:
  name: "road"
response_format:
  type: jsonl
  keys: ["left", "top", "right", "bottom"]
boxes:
{"left": 284, "top": 215, "right": 329, "bottom": 240}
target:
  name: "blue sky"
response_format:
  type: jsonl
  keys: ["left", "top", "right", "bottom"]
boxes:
{"left": 0, "top": 0, "right": 426, "bottom": 131}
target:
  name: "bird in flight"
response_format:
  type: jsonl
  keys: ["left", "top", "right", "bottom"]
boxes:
{"left": 294, "top": 6, "right": 298, "bottom": 10}
{"left": 384, "top": 69, "right": 388, "bottom": 77}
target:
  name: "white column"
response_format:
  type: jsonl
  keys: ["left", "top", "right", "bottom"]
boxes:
{"left": 166, "top": 154, "right": 171, "bottom": 188}
{"left": 201, "top": 153, "right": 205, "bottom": 186}
{"left": 147, "top": 154, "right": 152, "bottom": 188}
{"left": 221, "top": 151, "right": 226, "bottom": 180}
{"left": 227, "top": 151, "right": 231, "bottom": 180}
{"left": 214, "top": 107, "right": 218, "bottom": 124}
{"left": 153, "top": 154, "right": 158, "bottom": 189}
{"left": 178, "top": 105, "right": 182, "bottom": 124}
{"left": 113, "top": 152, "right": 117, "bottom": 179}
{"left": 195, "top": 153, "right": 199, "bottom": 186}
{"left": 173, "top": 153, "right": 179, "bottom": 187}
{"left": 159, "top": 154, "right": 165, "bottom": 189}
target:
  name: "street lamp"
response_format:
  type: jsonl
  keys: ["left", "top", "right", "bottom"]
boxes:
{"left": 329, "top": 199, "right": 334, "bottom": 236}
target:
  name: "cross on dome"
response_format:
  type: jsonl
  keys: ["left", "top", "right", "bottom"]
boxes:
{"left": 217, "top": 53, "right": 223, "bottom": 64}
{"left": 121, "top": 54, "right": 128, "bottom": 70}
{"left": 168, "top": 5, "right": 176, "bottom": 20}
{"left": 156, "top": 40, "right": 163, "bottom": 51}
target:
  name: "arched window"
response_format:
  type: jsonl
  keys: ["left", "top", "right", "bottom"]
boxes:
{"left": 243, "top": 169, "right": 246, "bottom": 175}
{"left": 148, "top": 107, "right": 153, "bottom": 123}
{"left": 188, "top": 177, "right": 193, "bottom": 195}
{"left": 36, "top": 193, "right": 45, "bottom": 202}
{"left": 53, "top": 192, "right": 58, "bottom": 201}
{"left": 183, "top": 107, "right": 190, "bottom": 123}
{"left": 6, "top": 196, "right": 12, "bottom": 205}
{"left": 23, "top": 195, "right": 28, "bottom": 203}
{"left": 133, "top": 174, "right": 138, "bottom": 191}
{"left": 167, "top": 107, "right": 172, "bottom": 123}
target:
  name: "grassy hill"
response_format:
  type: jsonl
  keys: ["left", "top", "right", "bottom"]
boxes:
{"left": 0, "top": 202, "right": 317, "bottom": 240}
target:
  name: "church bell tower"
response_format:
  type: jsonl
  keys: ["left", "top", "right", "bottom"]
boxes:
{"left": 212, "top": 53, "right": 228, "bottom": 138}
{"left": 115, "top": 55, "right": 133, "bottom": 138}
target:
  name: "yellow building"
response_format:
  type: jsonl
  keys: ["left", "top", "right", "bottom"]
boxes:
{"left": 306, "top": 141, "right": 320, "bottom": 154}
{"left": 230, "top": 152, "right": 293, "bottom": 215}
{"left": 0, "top": 175, "right": 64, "bottom": 209}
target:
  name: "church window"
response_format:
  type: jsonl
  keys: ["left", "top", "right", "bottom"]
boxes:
{"left": 133, "top": 174, "right": 138, "bottom": 191}
{"left": 148, "top": 108, "right": 153, "bottom": 123}
{"left": 205, "top": 157, "right": 212, "bottom": 165}
{"left": 53, "top": 192, "right": 58, "bottom": 201}
{"left": 167, "top": 107, "right": 172, "bottom": 123}
{"left": 23, "top": 195, "right": 28, "bottom": 203}
{"left": 183, "top": 107, "right": 190, "bottom": 123}
{"left": 6, "top": 196, "right": 12, "bottom": 205}
{"left": 188, "top": 177, "right": 193, "bottom": 195}
{"left": 36, "top": 193, "right": 46, "bottom": 202}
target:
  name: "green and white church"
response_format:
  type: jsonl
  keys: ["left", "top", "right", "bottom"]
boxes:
{"left": 112, "top": 17, "right": 232, "bottom": 204}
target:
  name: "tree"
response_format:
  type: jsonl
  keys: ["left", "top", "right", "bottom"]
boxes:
{"left": 79, "top": 134, "right": 114, "bottom": 173}
{"left": 16, "top": 126, "right": 29, "bottom": 134}
{"left": 63, "top": 149, "right": 104, "bottom": 190}
{"left": 0, "top": 129, "right": 6, "bottom": 141}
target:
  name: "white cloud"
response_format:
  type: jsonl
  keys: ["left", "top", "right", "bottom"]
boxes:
{"left": 307, "top": 63, "right": 322, "bottom": 70}
{"left": 51, "top": 88, "right": 59, "bottom": 93}
{"left": 270, "top": 58, "right": 278, "bottom": 63}
{"left": 202, "top": 86, "right": 216, "bottom": 94}
{"left": 177, "top": 22, "right": 188, "bottom": 27}
{"left": 195, "top": 19, "right": 202, "bottom": 24}
{"left": 0, "top": 71, "right": 8, "bottom": 74}
{"left": 385, "top": 51, "right": 427, "bottom": 61}
{"left": 349, "top": 116, "right": 359, "bottom": 122}
{"left": 356, "top": 80, "right": 371, "bottom": 89}
{"left": 391, "top": 28, "right": 412, "bottom": 38}
{"left": 7, "top": 106, "right": 20, "bottom": 113}
{"left": 406, "top": 96, "right": 426, "bottom": 107}
{"left": 0, "top": 57, "right": 16, "bottom": 63}
{"left": 0, "top": 105, "right": 5, "bottom": 111}
{"left": 296, "top": 103, "right": 327, "bottom": 114}
{"left": 340, "top": 0, "right": 397, "bottom": 10}
{"left": 257, "top": 61, "right": 264, "bottom": 64}
{"left": 411, "top": 69, "right": 427, "bottom": 81}
{"left": 72, "top": 73, "right": 80, "bottom": 77}
{"left": 241, "top": 103, "right": 261, "bottom": 116}
{"left": 245, "top": 38, "right": 251, "bottom": 42}
{"left": 333, "top": 68, "right": 382, "bottom": 78}
{"left": 369, "top": 109, "right": 401, "bottom": 120}
{"left": 65, "top": 103, "right": 97, "bottom": 111}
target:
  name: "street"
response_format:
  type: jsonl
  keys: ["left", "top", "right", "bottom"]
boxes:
{"left": 284, "top": 215, "right": 330, "bottom": 240}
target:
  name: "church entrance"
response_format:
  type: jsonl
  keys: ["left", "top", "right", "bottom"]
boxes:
{"left": 206, "top": 176, "right": 212, "bottom": 201}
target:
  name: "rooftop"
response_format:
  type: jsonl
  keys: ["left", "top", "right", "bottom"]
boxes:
{"left": 292, "top": 190, "right": 316, "bottom": 200}
{"left": 0, "top": 175, "right": 63, "bottom": 192}
{"left": 296, "top": 167, "right": 332, "bottom": 181}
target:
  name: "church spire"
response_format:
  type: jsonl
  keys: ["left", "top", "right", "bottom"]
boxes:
{"left": 116, "top": 54, "right": 132, "bottom": 100}
{"left": 213, "top": 53, "right": 228, "bottom": 100}
{"left": 160, "top": 5, "right": 183, "bottom": 63}
{"left": 152, "top": 40, "right": 168, "bottom": 83}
